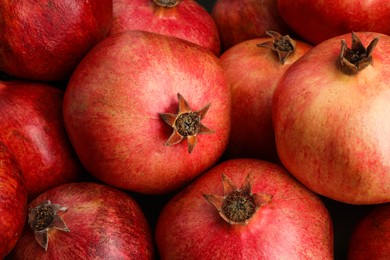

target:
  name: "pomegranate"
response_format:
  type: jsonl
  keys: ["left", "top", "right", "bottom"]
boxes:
{"left": 0, "top": 80, "right": 83, "bottom": 199}
{"left": 0, "top": 143, "right": 27, "bottom": 259}
{"left": 277, "top": 0, "right": 390, "bottom": 45}
{"left": 110, "top": 0, "right": 220, "bottom": 55}
{"left": 212, "top": 0, "right": 292, "bottom": 51}
{"left": 348, "top": 203, "right": 390, "bottom": 259}
{"left": 0, "top": 0, "right": 112, "bottom": 81}
{"left": 272, "top": 32, "right": 390, "bottom": 204}
{"left": 155, "top": 159, "right": 334, "bottom": 259}
{"left": 10, "top": 182, "right": 154, "bottom": 259}
{"left": 220, "top": 31, "right": 312, "bottom": 161}
{"left": 63, "top": 30, "right": 231, "bottom": 194}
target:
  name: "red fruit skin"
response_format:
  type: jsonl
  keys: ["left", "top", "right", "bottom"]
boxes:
{"left": 212, "top": 0, "right": 292, "bottom": 51}
{"left": 0, "top": 143, "right": 27, "bottom": 259}
{"left": 155, "top": 159, "right": 334, "bottom": 259}
{"left": 0, "top": 81, "right": 83, "bottom": 199}
{"left": 277, "top": 0, "right": 390, "bottom": 45}
{"left": 10, "top": 182, "right": 154, "bottom": 259}
{"left": 63, "top": 30, "right": 231, "bottom": 194}
{"left": 220, "top": 38, "right": 312, "bottom": 161}
{"left": 272, "top": 32, "right": 390, "bottom": 204}
{"left": 348, "top": 204, "right": 390, "bottom": 259}
{"left": 109, "top": 0, "right": 220, "bottom": 55}
{"left": 0, "top": 0, "right": 112, "bottom": 81}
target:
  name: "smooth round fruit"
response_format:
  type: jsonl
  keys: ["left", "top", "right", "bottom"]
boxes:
{"left": 0, "top": 0, "right": 112, "bottom": 81}
{"left": 63, "top": 30, "right": 231, "bottom": 194}
{"left": 110, "top": 0, "right": 220, "bottom": 55}
{"left": 272, "top": 32, "right": 390, "bottom": 204}
{"left": 10, "top": 182, "right": 154, "bottom": 259}
{"left": 156, "top": 159, "right": 334, "bottom": 259}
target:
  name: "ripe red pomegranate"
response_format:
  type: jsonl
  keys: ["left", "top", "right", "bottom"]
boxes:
{"left": 272, "top": 32, "right": 390, "bottom": 204}
{"left": 348, "top": 204, "right": 390, "bottom": 259}
{"left": 220, "top": 31, "right": 312, "bottom": 161}
{"left": 63, "top": 30, "right": 231, "bottom": 194}
{"left": 277, "top": 0, "right": 390, "bottom": 45}
{"left": 0, "top": 143, "right": 27, "bottom": 259}
{"left": 10, "top": 182, "right": 154, "bottom": 259}
{"left": 212, "top": 0, "right": 292, "bottom": 51}
{"left": 0, "top": 81, "right": 83, "bottom": 199}
{"left": 0, "top": 0, "right": 112, "bottom": 81}
{"left": 155, "top": 159, "right": 334, "bottom": 259}
{"left": 110, "top": 0, "right": 220, "bottom": 55}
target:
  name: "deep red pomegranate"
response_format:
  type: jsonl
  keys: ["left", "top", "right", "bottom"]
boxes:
{"left": 9, "top": 182, "right": 154, "bottom": 259}
{"left": 0, "top": 80, "right": 83, "bottom": 199}
{"left": 272, "top": 32, "right": 390, "bottom": 204}
{"left": 109, "top": 0, "right": 220, "bottom": 55}
{"left": 63, "top": 30, "right": 231, "bottom": 194}
{"left": 0, "top": 0, "right": 112, "bottom": 81}
{"left": 277, "top": 0, "right": 390, "bottom": 45}
{"left": 155, "top": 159, "right": 334, "bottom": 259}
{"left": 348, "top": 203, "right": 390, "bottom": 259}
{"left": 212, "top": 0, "right": 292, "bottom": 51}
{"left": 220, "top": 31, "right": 312, "bottom": 161}
{"left": 0, "top": 142, "right": 27, "bottom": 259}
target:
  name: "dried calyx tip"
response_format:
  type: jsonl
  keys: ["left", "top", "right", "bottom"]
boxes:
{"left": 160, "top": 93, "right": 214, "bottom": 153}
{"left": 204, "top": 174, "right": 272, "bottom": 225}
{"left": 338, "top": 32, "right": 379, "bottom": 75}
{"left": 28, "top": 200, "right": 70, "bottom": 251}
{"left": 153, "top": 0, "right": 182, "bottom": 7}
{"left": 257, "top": 30, "right": 296, "bottom": 64}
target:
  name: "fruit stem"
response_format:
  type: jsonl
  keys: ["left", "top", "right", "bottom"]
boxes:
{"left": 153, "top": 0, "right": 182, "bottom": 7}
{"left": 337, "top": 32, "right": 379, "bottom": 75}
{"left": 257, "top": 31, "right": 296, "bottom": 64}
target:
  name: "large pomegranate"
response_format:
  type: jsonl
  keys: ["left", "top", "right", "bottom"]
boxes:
{"left": 277, "top": 0, "right": 390, "bottom": 45}
{"left": 348, "top": 203, "right": 390, "bottom": 259}
{"left": 0, "top": 0, "right": 112, "bottom": 81}
{"left": 212, "top": 0, "right": 292, "bottom": 51}
{"left": 0, "top": 80, "right": 83, "bottom": 199}
{"left": 220, "top": 31, "right": 312, "bottom": 161}
{"left": 0, "top": 143, "right": 27, "bottom": 259}
{"left": 63, "top": 30, "right": 231, "bottom": 194}
{"left": 10, "top": 182, "right": 154, "bottom": 259}
{"left": 272, "top": 32, "right": 390, "bottom": 204}
{"left": 155, "top": 159, "right": 334, "bottom": 259}
{"left": 110, "top": 0, "right": 220, "bottom": 55}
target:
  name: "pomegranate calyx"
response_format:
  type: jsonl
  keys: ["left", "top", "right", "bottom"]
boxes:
{"left": 257, "top": 30, "right": 296, "bottom": 64}
{"left": 28, "top": 200, "right": 70, "bottom": 251}
{"left": 203, "top": 174, "right": 272, "bottom": 225}
{"left": 338, "top": 32, "right": 379, "bottom": 75}
{"left": 160, "top": 93, "right": 214, "bottom": 153}
{"left": 153, "top": 0, "right": 182, "bottom": 7}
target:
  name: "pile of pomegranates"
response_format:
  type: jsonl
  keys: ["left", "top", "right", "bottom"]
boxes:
{"left": 1, "top": 0, "right": 389, "bottom": 259}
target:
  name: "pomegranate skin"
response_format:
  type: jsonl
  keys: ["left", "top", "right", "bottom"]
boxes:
{"left": 212, "top": 0, "right": 292, "bottom": 51}
{"left": 63, "top": 30, "right": 231, "bottom": 194}
{"left": 277, "top": 0, "right": 390, "bottom": 45}
{"left": 220, "top": 37, "right": 312, "bottom": 161}
{"left": 0, "top": 0, "right": 112, "bottom": 81}
{"left": 348, "top": 204, "right": 390, "bottom": 259}
{"left": 155, "top": 159, "right": 334, "bottom": 259}
{"left": 272, "top": 32, "right": 390, "bottom": 204}
{"left": 10, "top": 182, "right": 154, "bottom": 259}
{"left": 0, "top": 81, "right": 83, "bottom": 199}
{"left": 0, "top": 143, "right": 27, "bottom": 259}
{"left": 110, "top": 0, "right": 220, "bottom": 55}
